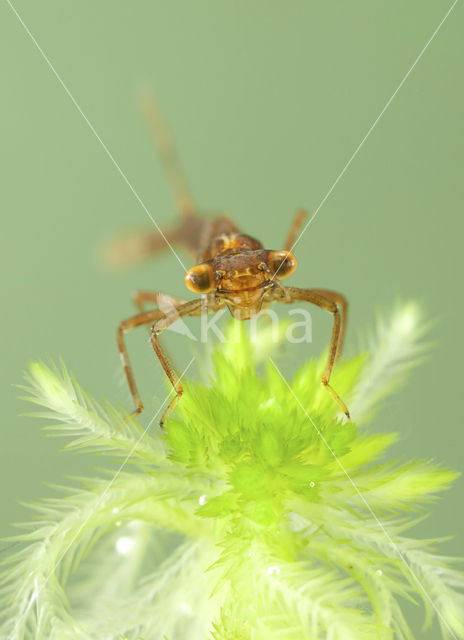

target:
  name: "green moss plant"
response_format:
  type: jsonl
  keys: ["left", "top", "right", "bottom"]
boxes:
{"left": 1, "top": 303, "right": 463, "bottom": 639}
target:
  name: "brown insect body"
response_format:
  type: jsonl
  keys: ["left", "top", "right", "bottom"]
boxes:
{"left": 200, "top": 230, "right": 262, "bottom": 261}
{"left": 114, "top": 95, "right": 349, "bottom": 426}
{"left": 197, "top": 230, "right": 270, "bottom": 320}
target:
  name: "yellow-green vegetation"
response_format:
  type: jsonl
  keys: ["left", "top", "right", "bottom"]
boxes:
{"left": 1, "top": 304, "right": 463, "bottom": 639}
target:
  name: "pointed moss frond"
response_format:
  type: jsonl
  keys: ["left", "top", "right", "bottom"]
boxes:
{"left": 210, "top": 547, "right": 383, "bottom": 640}
{"left": 343, "top": 459, "right": 459, "bottom": 511}
{"left": 20, "top": 360, "right": 166, "bottom": 465}
{"left": 350, "top": 302, "right": 429, "bottom": 422}
{"left": 69, "top": 538, "right": 222, "bottom": 639}
{"left": 307, "top": 508, "right": 464, "bottom": 637}
{"left": 0, "top": 472, "right": 212, "bottom": 640}
{"left": 1, "top": 303, "right": 463, "bottom": 640}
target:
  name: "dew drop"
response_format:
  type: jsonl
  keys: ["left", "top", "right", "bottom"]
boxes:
{"left": 116, "top": 537, "right": 134, "bottom": 555}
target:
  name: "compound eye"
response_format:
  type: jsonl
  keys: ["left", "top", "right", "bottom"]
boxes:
{"left": 184, "top": 263, "right": 215, "bottom": 293}
{"left": 267, "top": 251, "right": 297, "bottom": 279}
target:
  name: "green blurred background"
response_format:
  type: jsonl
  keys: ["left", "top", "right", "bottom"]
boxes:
{"left": 1, "top": 1, "right": 462, "bottom": 636}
